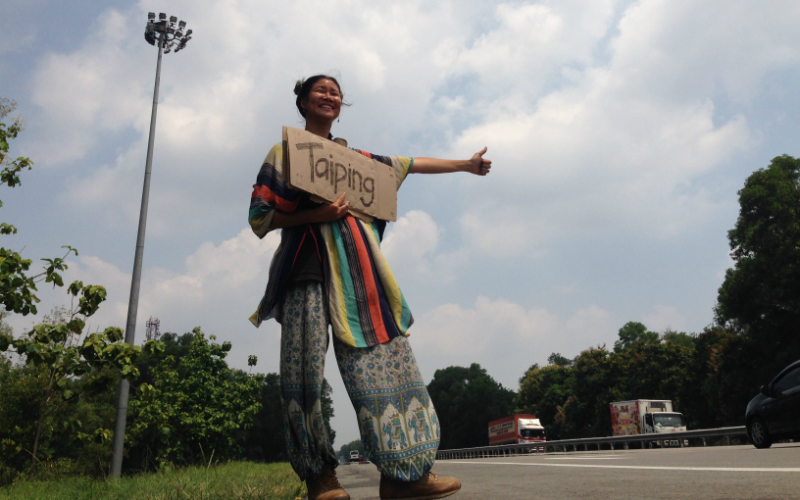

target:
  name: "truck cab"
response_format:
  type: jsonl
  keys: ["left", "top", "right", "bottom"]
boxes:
{"left": 640, "top": 401, "right": 687, "bottom": 435}
{"left": 517, "top": 417, "right": 547, "bottom": 442}
{"left": 643, "top": 411, "right": 687, "bottom": 434}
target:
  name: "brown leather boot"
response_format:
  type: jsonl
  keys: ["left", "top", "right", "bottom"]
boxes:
{"left": 379, "top": 472, "right": 461, "bottom": 500}
{"left": 306, "top": 464, "right": 350, "bottom": 500}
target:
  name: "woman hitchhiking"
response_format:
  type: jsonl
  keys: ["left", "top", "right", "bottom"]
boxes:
{"left": 248, "top": 75, "right": 491, "bottom": 500}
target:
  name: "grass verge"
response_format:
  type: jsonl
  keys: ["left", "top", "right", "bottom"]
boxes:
{"left": 0, "top": 461, "right": 305, "bottom": 500}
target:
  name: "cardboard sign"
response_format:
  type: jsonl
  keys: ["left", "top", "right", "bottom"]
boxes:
{"left": 282, "top": 126, "right": 397, "bottom": 221}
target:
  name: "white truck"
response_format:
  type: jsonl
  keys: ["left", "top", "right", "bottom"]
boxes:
{"left": 609, "top": 399, "right": 687, "bottom": 447}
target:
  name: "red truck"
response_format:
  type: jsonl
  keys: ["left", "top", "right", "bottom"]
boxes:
{"left": 488, "top": 414, "right": 547, "bottom": 446}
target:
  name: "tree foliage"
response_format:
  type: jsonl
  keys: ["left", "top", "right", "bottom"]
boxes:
{"left": 516, "top": 364, "right": 572, "bottom": 439}
{"left": 547, "top": 352, "right": 571, "bottom": 367}
{"left": 127, "top": 328, "right": 262, "bottom": 470}
{"left": 515, "top": 324, "right": 737, "bottom": 439}
{"left": 716, "top": 154, "right": 800, "bottom": 374}
{"left": 0, "top": 98, "right": 156, "bottom": 482}
{"left": 613, "top": 321, "right": 660, "bottom": 353}
{"left": 427, "top": 363, "right": 516, "bottom": 449}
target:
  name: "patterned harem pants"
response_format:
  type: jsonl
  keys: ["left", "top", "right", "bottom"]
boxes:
{"left": 280, "top": 281, "right": 440, "bottom": 482}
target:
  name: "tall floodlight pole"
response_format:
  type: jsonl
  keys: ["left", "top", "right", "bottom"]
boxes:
{"left": 110, "top": 12, "right": 193, "bottom": 479}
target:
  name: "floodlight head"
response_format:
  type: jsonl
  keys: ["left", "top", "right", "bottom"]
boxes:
{"left": 186, "top": 29, "right": 192, "bottom": 36}
{"left": 178, "top": 20, "right": 186, "bottom": 29}
{"left": 144, "top": 24, "right": 156, "bottom": 45}
{"left": 169, "top": 15, "right": 177, "bottom": 25}
{"left": 148, "top": 12, "right": 155, "bottom": 20}
{"left": 159, "top": 13, "right": 166, "bottom": 20}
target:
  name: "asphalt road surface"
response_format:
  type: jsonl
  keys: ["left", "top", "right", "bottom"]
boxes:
{"left": 336, "top": 443, "right": 800, "bottom": 500}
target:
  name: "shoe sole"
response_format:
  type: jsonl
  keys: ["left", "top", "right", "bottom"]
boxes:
{"left": 380, "top": 484, "right": 461, "bottom": 500}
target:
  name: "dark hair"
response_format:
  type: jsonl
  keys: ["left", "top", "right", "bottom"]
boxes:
{"left": 294, "top": 75, "right": 348, "bottom": 118}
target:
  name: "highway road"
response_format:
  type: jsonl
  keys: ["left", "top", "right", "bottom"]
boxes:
{"left": 336, "top": 443, "right": 800, "bottom": 499}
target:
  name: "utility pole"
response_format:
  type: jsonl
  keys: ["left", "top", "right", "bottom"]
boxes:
{"left": 109, "top": 12, "right": 193, "bottom": 479}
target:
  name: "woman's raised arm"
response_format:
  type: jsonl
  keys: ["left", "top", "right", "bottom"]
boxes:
{"left": 409, "top": 147, "right": 491, "bottom": 176}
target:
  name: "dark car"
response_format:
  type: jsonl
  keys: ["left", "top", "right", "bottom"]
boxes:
{"left": 745, "top": 360, "right": 800, "bottom": 448}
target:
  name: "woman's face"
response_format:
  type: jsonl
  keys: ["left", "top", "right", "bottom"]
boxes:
{"left": 303, "top": 78, "right": 342, "bottom": 123}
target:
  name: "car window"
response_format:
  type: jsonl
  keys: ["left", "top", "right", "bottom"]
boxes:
{"left": 774, "top": 367, "right": 800, "bottom": 393}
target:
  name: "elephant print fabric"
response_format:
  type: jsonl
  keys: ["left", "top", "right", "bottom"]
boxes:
{"left": 336, "top": 335, "right": 439, "bottom": 481}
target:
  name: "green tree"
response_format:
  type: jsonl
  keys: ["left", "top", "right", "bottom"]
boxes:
{"left": 518, "top": 363, "right": 539, "bottom": 385}
{"left": 0, "top": 102, "right": 156, "bottom": 477}
{"left": 676, "top": 326, "right": 739, "bottom": 428}
{"left": 516, "top": 364, "right": 572, "bottom": 439}
{"left": 715, "top": 154, "right": 800, "bottom": 376}
{"left": 662, "top": 330, "right": 696, "bottom": 350}
{"left": 547, "top": 352, "right": 571, "bottom": 367}
{"left": 612, "top": 339, "right": 693, "bottom": 409}
{"left": 427, "top": 364, "right": 516, "bottom": 449}
{"left": 613, "top": 321, "right": 660, "bottom": 353}
{"left": 127, "top": 328, "right": 262, "bottom": 469}
{"left": 0, "top": 357, "right": 120, "bottom": 483}
{"left": 561, "top": 346, "right": 622, "bottom": 438}
{"left": 0, "top": 98, "right": 41, "bottom": 315}
{"left": 0, "top": 300, "right": 157, "bottom": 475}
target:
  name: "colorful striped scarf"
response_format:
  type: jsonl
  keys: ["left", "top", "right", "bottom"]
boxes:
{"left": 249, "top": 142, "right": 415, "bottom": 348}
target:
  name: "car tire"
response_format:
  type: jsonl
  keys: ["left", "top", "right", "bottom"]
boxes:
{"left": 748, "top": 417, "right": 772, "bottom": 449}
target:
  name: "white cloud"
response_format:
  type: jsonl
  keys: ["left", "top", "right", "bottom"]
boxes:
{"left": 643, "top": 304, "right": 686, "bottom": 333}
{"left": 29, "top": 9, "right": 151, "bottom": 164}
{"left": 459, "top": 208, "right": 549, "bottom": 257}
{"left": 25, "top": 0, "right": 797, "bottom": 249}
{"left": 382, "top": 210, "right": 440, "bottom": 266}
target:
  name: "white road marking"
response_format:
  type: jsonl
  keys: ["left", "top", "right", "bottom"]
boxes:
{"left": 544, "top": 456, "right": 627, "bottom": 460}
{"left": 444, "top": 461, "right": 800, "bottom": 472}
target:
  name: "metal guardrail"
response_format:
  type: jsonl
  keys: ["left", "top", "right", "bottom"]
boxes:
{"left": 436, "top": 426, "right": 748, "bottom": 460}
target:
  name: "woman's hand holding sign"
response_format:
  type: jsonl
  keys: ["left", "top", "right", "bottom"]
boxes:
{"left": 313, "top": 192, "right": 349, "bottom": 223}
{"left": 270, "top": 192, "right": 349, "bottom": 229}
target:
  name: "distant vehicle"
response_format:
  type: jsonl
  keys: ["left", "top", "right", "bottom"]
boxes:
{"left": 349, "top": 450, "right": 360, "bottom": 462}
{"left": 746, "top": 360, "right": 800, "bottom": 449}
{"left": 609, "top": 400, "right": 687, "bottom": 447}
{"left": 488, "top": 415, "right": 546, "bottom": 447}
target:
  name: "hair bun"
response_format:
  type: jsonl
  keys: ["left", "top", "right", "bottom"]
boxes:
{"left": 293, "top": 78, "right": 305, "bottom": 96}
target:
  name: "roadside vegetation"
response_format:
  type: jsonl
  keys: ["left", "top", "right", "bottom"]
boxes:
{"left": 0, "top": 461, "right": 304, "bottom": 500}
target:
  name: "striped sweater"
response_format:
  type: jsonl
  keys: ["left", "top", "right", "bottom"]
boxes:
{"left": 249, "top": 142, "right": 415, "bottom": 348}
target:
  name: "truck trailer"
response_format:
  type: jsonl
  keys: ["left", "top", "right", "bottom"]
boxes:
{"left": 609, "top": 399, "right": 687, "bottom": 446}
{"left": 488, "top": 414, "right": 546, "bottom": 446}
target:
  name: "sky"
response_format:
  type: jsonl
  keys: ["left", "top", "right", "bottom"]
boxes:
{"left": 2, "top": 0, "right": 800, "bottom": 448}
